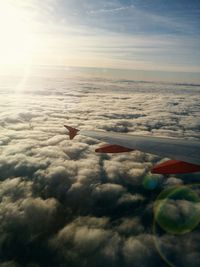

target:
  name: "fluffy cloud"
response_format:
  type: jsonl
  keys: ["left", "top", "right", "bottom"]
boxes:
{"left": 50, "top": 216, "right": 121, "bottom": 267}
{"left": 0, "top": 71, "right": 199, "bottom": 266}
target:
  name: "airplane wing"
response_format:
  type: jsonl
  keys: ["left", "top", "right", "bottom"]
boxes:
{"left": 64, "top": 125, "right": 200, "bottom": 174}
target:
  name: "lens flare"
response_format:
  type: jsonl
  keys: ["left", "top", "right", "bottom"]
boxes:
{"left": 153, "top": 184, "right": 200, "bottom": 267}
{"left": 142, "top": 175, "right": 159, "bottom": 190}
{"left": 154, "top": 186, "right": 200, "bottom": 235}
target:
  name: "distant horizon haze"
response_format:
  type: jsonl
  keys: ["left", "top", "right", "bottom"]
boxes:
{"left": 0, "top": 65, "right": 200, "bottom": 84}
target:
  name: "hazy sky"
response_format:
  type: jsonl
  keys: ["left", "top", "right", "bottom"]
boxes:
{"left": 0, "top": 0, "right": 200, "bottom": 73}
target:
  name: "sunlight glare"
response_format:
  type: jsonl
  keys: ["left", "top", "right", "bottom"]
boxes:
{"left": 0, "top": 1, "right": 38, "bottom": 66}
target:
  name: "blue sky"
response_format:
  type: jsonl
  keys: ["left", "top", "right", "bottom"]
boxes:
{"left": 57, "top": 0, "right": 200, "bottom": 35}
{"left": 0, "top": 0, "right": 200, "bottom": 74}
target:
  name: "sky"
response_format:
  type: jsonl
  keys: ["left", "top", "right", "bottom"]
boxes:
{"left": 0, "top": 0, "right": 200, "bottom": 76}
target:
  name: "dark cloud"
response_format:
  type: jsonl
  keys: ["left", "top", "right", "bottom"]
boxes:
{"left": 0, "top": 73, "right": 199, "bottom": 267}
{"left": 50, "top": 216, "right": 122, "bottom": 267}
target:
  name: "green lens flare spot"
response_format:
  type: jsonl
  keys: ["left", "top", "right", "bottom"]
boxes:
{"left": 143, "top": 175, "right": 159, "bottom": 190}
{"left": 154, "top": 186, "right": 200, "bottom": 235}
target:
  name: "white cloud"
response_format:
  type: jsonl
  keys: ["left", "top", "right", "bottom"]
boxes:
{"left": 0, "top": 70, "right": 199, "bottom": 266}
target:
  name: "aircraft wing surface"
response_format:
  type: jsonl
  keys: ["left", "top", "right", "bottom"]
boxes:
{"left": 64, "top": 125, "right": 200, "bottom": 174}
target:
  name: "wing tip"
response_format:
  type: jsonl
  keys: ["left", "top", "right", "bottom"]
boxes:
{"left": 151, "top": 160, "right": 200, "bottom": 174}
{"left": 64, "top": 125, "right": 79, "bottom": 140}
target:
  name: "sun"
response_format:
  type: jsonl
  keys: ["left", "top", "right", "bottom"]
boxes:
{"left": 0, "top": 1, "right": 37, "bottom": 67}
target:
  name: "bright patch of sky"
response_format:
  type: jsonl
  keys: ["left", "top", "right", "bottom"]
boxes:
{"left": 0, "top": 0, "right": 200, "bottom": 75}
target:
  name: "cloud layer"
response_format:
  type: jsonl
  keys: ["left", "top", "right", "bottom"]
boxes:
{"left": 0, "top": 70, "right": 200, "bottom": 267}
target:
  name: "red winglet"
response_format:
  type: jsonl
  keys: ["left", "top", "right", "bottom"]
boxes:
{"left": 64, "top": 125, "right": 79, "bottom": 140}
{"left": 95, "top": 144, "right": 134, "bottom": 153}
{"left": 152, "top": 160, "right": 200, "bottom": 174}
